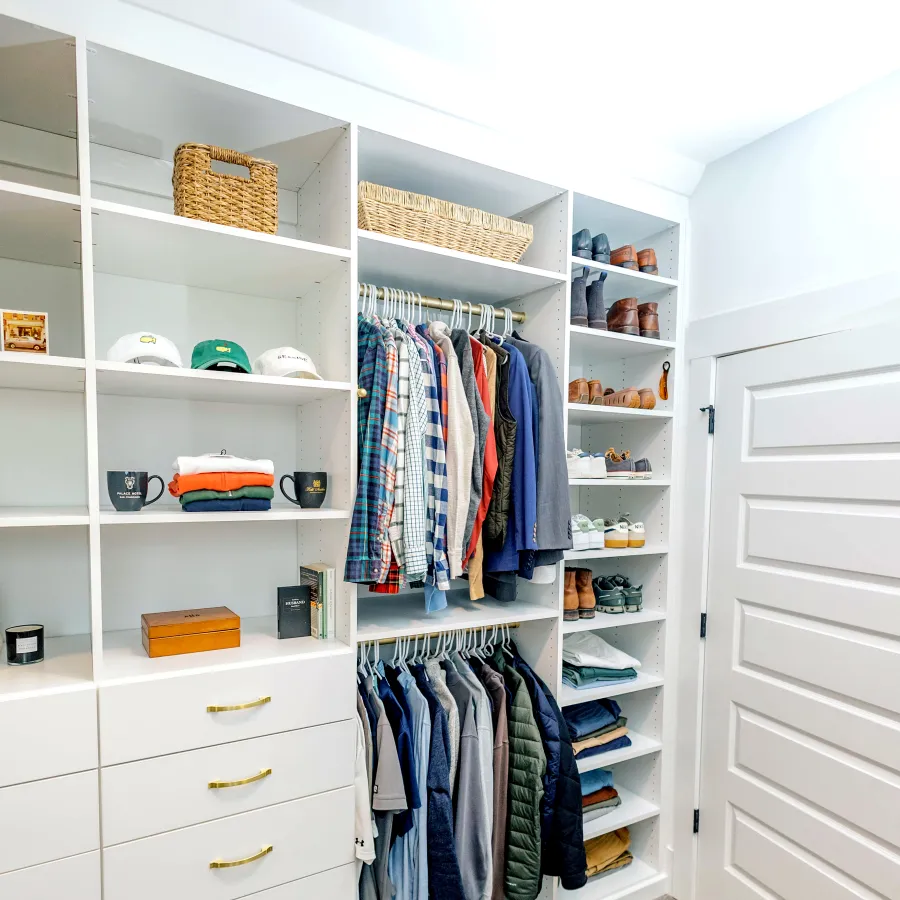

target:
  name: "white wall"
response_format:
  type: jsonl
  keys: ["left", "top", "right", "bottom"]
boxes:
{"left": 689, "top": 70, "right": 900, "bottom": 323}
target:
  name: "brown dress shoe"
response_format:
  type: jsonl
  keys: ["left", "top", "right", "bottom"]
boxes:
{"left": 564, "top": 569, "right": 580, "bottom": 621}
{"left": 607, "top": 298, "right": 640, "bottom": 335}
{"left": 602, "top": 388, "right": 641, "bottom": 408}
{"left": 638, "top": 388, "right": 656, "bottom": 409}
{"left": 638, "top": 248, "right": 658, "bottom": 275}
{"left": 611, "top": 245, "right": 638, "bottom": 270}
{"left": 568, "top": 378, "right": 589, "bottom": 404}
{"left": 637, "top": 302, "right": 660, "bottom": 339}
{"left": 588, "top": 379, "right": 604, "bottom": 405}
{"left": 576, "top": 568, "right": 596, "bottom": 619}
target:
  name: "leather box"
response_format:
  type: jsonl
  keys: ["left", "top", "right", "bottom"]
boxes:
{"left": 141, "top": 607, "right": 240, "bottom": 658}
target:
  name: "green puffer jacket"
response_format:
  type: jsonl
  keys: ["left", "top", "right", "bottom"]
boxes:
{"left": 494, "top": 649, "right": 546, "bottom": 900}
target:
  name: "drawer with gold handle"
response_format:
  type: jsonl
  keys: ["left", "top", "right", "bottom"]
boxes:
{"left": 210, "top": 844, "right": 273, "bottom": 869}
{"left": 206, "top": 696, "right": 271, "bottom": 713}
{"left": 101, "top": 721, "right": 353, "bottom": 846}
{"left": 102, "top": 787, "right": 354, "bottom": 900}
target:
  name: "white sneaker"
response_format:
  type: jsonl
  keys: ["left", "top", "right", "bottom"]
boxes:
{"left": 604, "top": 519, "right": 630, "bottom": 549}
{"left": 567, "top": 449, "right": 592, "bottom": 479}
{"left": 590, "top": 453, "right": 608, "bottom": 478}
{"left": 574, "top": 514, "right": 603, "bottom": 549}
{"left": 620, "top": 514, "right": 646, "bottom": 548}
{"left": 571, "top": 516, "right": 590, "bottom": 550}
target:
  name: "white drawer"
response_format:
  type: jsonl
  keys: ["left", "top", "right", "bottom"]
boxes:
{"left": 0, "top": 851, "right": 101, "bottom": 900}
{"left": 103, "top": 785, "right": 354, "bottom": 900}
{"left": 102, "top": 718, "right": 355, "bottom": 845}
{"left": 236, "top": 863, "right": 356, "bottom": 899}
{"left": 0, "top": 770, "right": 100, "bottom": 875}
{"left": 0, "top": 688, "right": 98, "bottom": 787}
{"left": 99, "top": 652, "right": 354, "bottom": 764}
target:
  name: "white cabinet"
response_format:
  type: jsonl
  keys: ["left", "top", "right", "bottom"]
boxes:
{"left": 235, "top": 863, "right": 357, "bottom": 899}
{"left": 0, "top": 851, "right": 101, "bottom": 900}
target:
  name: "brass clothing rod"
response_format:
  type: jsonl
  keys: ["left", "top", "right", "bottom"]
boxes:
{"left": 357, "top": 284, "right": 526, "bottom": 324}
{"left": 357, "top": 623, "right": 521, "bottom": 646}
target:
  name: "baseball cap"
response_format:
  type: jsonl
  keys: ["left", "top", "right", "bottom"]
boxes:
{"left": 252, "top": 347, "right": 323, "bottom": 380}
{"left": 107, "top": 332, "right": 183, "bottom": 367}
{"left": 191, "top": 339, "right": 251, "bottom": 373}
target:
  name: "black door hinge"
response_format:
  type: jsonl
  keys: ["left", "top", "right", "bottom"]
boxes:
{"left": 700, "top": 405, "right": 715, "bottom": 434}
{"left": 700, "top": 613, "right": 707, "bottom": 639}
{"left": 693, "top": 809, "right": 700, "bottom": 833}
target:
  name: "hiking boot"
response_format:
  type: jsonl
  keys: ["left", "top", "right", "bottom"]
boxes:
{"left": 611, "top": 245, "right": 639, "bottom": 270}
{"left": 587, "top": 273, "right": 608, "bottom": 330}
{"left": 633, "top": 458, "right": 653, "bottom": 479}
{"left": 571, "top": 272, "right": 588, "bottom": 326}
{"left": 605, "top": 448, "right": 635, "bottom": 478}
{"left": 572, "top": 229, "right": 593, "bottom": 260}
{"left": 593, "top": 576, "right": 626, "bottom": 614}
{"left": 637, "top": 302, "right": 660, "bottom": 339}
{"left": 637, "top": 248, "right": 658, "bottom": 275}
{"left": 576, "top": 568, "right": 596, "bottom": 618}
{"left": 568, "top": 377, "right": 589, "bottom": 404}
{"left": 592, "top": 233, "right": 611, "bottom": 263}
{"left": 610, "top": 574, "right": 643, "bottom": 611}
{"left": 564, "top": 569, "right": 580, "bottom": 621}
{"left": 603, "top": 519, "right": 630, "bottom": 549}
{"left": 607, "top": 298, "right": 640, "bottom": 335}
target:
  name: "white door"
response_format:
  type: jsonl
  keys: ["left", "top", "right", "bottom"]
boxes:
{"left": 697, "top": 326, "right": 900, "bottom": 900}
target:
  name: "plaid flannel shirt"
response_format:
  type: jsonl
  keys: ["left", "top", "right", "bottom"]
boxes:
{"left": 375, "top": 328, "right": 400, "bottom": 583}
{"left": 403, "top": 334, "right": 428, "bottom": 582}
{"left": 388, "top": 332, "right": 410, "bottom": 574}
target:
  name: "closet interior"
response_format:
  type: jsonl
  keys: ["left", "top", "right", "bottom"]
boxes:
{"left": 0, "top": 13, "right": 683, "bottom": 900}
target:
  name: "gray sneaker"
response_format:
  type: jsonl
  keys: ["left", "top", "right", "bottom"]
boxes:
{"left": 604, "top": 448, "right": 635, "bottom": 478}
{"left": 592, "top": 576, "right": 626, "bottom": 613}
{"left": 610, "top": 574, "right": 643, "bottom": 612}
{"left": 633, "top": 458, "right": 653, "bottom": 479}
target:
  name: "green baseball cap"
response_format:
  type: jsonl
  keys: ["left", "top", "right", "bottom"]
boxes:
{"left": 191, "top": 339, "right": 251, "bottom": 373}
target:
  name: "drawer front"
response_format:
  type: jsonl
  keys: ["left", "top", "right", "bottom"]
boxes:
{"left": 0, "top": 688, "right": 98, "bottom": 786}
{"left": 102, "top": 719, "right": 355, "bottom": 845}
{"left": 103, "top": 786, "right": 354, "bottom": 900}
{"left": 0, "top": 771, "right": 100, "bottom": 875}
{"left": 99, "top": 652, "right": 354, "bottom": 764}
{"left": 236, "top": 863, "right": 356, "bottom": 899}
{"left": 0, "top": 851, "right": 101, "bottom": 900}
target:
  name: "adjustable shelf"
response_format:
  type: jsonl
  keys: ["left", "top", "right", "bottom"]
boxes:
{"left": 563, "top": 610, "right": 666, "bottom": 634}
{"left": 98, "top": 507, "right": 350, "bottom": 525}
{"left": 576, "top": 732, "right": 662, "bottom": 770}
{"left": 563, "top": 545, "right": 668, "bottom": 562}
{"left": 0, "top": 507, "right": 90, "bottom": 527}
{"left": 567, "top": 478, "right": 671, "bottom": 488}
{"left": 0, "top": 634, "right": 93, "bottom": 700}
{"left": 0, "top": 355, "right": 86, "bottom": 393}
{"left": 560, "top": 859, "right": 667, "bottom": 899}
{"left": 559, "top": 672, "right": 664, "bottom": 706}
{"left": 582, "top": 787, "right": 660, "bottom": 840}
{"left": 567, "top": 404, "right": 673, "bottom": 425}
{"left": 568, "top": 325, "right": 675, "bottom": 362}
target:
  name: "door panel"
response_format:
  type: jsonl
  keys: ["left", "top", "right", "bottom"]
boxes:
{"left": 697, "top": 327, "right": 900, "bottom": 900}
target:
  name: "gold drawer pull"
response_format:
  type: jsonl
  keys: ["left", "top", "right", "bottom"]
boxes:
{"left": 210, "top": 845, "right": 273, "bottom": 869}
{"left": 209, "top": 768, "right": 272, "bottom": 789}
{"left": 207, "top": 696, "right": 271, "bottom": 713}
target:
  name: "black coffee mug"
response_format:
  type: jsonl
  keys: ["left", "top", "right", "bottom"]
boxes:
{"left": 107, "top": 471, "right": 164, "bottom": 512}
{"left": 280, "top": 471, "right": 327, "bottom": 509}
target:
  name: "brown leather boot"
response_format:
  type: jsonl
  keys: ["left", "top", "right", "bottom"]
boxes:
{"left": 638, "top": 248, "right": 658, "bottom": 275}
{"left": 638, "top": 388, "right": 656, "bottom": 409}
{"left": 564, "top": 569, "right": 579, "bottom": 621}
{"left": 638, "top": 302, "right": 659, "bottom": 339}
{"left": 576, "top": 568, "right": 596, "bottom": 619}
{"left": 611, "top": 245, "right": 638, "bottom": 270}
{"left": 607, "top": 298, "right": 639, "bottom": 335}
{"left": 588, "top": 379, "right": 604, "bottom": 405}
{"left": 568, "top": 378, "right": 589, "bottom": 404}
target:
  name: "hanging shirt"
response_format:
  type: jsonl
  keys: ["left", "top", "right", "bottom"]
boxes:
{"left": 355, "top": 714, "right": 377, "bottom": 883}
{"left": 403, "top": 335, "right": 428, "bottom": 583}
{"left": 388, "top": 335, "right": 411, "bottom": 576}
{"left": 425, "top": 659, "right": 460, "bottom": 793}
{"left": 483, "top": 341, "right": 517, "bottom": 551}
{"left": 375, "top": 329, "right": 401, "bottom": 584}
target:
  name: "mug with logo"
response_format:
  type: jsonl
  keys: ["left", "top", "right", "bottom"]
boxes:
{"left": 107, "top": 471, "right": 165, "bottom": 512}
{"left": 280, "top": 471, "right": 327, "bottom": 509}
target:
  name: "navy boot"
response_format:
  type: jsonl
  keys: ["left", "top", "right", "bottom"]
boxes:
{"left": 572, "top": 228, "right": 592, "bottom": 260}
{"left": 592, "top": 232, "right": 611, "bottom": 263}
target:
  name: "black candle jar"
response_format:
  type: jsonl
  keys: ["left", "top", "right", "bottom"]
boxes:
{"left": 5, "top": 624, "right": 44, "bottom": 665}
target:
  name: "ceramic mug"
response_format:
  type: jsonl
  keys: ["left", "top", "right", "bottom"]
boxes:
{"left": 280, "top": 471, "right": 327, "bottom": 509}
{"left": 107, "top": 471, "right": 165, "bottom": 512}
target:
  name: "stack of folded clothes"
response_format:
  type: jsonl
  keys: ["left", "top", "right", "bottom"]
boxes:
{"left": 584, "top": 827, "right": 632, "bottom": 879}
{"left": 168, "top": 453, "right": 275, "bottom": 512}
{"left": 579, "top": 766, "right": 622, "bottom": 817}
{"left": 564, "top": 697, "right": 632, "bottom": 760}
{"left": 562, "top": 631, "right": 641, "bottom": 689}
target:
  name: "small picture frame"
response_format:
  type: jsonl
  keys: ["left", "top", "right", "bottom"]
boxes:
{"left": 2, "top": 309, "right": 49, "bottom": 354}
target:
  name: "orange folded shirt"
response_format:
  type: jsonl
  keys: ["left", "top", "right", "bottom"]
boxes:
{"left": 168, "top": 472, "right": 275, "bottom": 497}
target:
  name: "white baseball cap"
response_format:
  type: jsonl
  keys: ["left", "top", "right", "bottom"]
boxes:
{"left": 107, "top": 332, "right": 183, "bottom": 367}
{"left": 253, "top": 347, "right": 322, "bottom": 380}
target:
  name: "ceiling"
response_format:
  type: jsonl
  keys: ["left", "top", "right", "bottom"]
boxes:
{"left": 292, "top": 0, "right": 900, "bottom": 167}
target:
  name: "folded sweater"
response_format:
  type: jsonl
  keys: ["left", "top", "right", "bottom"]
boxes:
{"left": 173, "top": 453, "right": 275, "bottom": 476}
{"left": 179, "top": 486, "right": 275, "bottom": 505}
{"left": 572, "top": 727, "right": 629, "bottom": 755}
{"left": 182, "top": 498, "right": 272, "bottom": 512}
{"left": 562, "top": 632, "right": 642, "bottom": 670}
{"left": 169, "top": 472, "right": 275, "bottom": 497}
{"left": 562, "top": 665, "right": 638, "bottom": 689}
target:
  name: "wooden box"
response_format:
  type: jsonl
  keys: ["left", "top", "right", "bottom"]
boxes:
{"left": 141, "top": 607, "right": 241, "bottom": 658}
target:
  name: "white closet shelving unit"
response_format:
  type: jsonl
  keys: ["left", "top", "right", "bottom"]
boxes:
{"left": 0, "top": 13, "right": 684, "bottom": 900}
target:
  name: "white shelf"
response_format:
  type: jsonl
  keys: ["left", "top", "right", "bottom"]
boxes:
{"left": 0, "top": 507, "right": 89, "bottom": 527}
{"left": 568, "top": 478, "right": 670, "bottom": 488}
{"left": 0, "top": 634, "right": 93, "bottom": 700}
{"left": 0, "top": 179, "right": 81, "bottom": 269}
{"left": 583, "top": 786, "right": 660, "bottom": 840}
{"left": 91, "top": 199, "right": 350, "bottom": 300}
{"left": 577, "top": 732, "right": 662, "bottom": 770}
{"left": 561, "top": 858, "right": 667, "bottom": 899}
{"left": 99, "top": 506, "right": 350, "bottom": 525}
{"left": 95, "top": 361, "right": 352, "bottom": 406}
{"left": 571, "top": 257, "right": 677, "bottom": 294}
{"left": 560, "top": 672, "right": 664, "bottom": 706}
{"left": 564, "top": 545, "right": 668, "bottom": 561}
{"left": 100, "top": 616, "right": 351, "bottom": 685}
{"left": 358, "top": 229, "right": 565, "bottom": 306}
{"left": 0, "top": 354, "right": 85, "bottom": 392}
{"left": 568, "top": 325, "right": 675, "bottom": 362}
{"left": 567, "top": 403, "right": 673, "bottom": 425}
{"left": 356, "top": 594, "right": 558, "bottom": 641}
{"left": 563, "top": 610, "right": 666, "bottom": 634}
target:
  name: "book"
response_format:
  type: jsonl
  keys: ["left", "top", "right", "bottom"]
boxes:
{"left": 277, "top": 586, "right": 312, "bottom": 639}
{"left": 300, "top": 563, "right": 334, "bottom": 640}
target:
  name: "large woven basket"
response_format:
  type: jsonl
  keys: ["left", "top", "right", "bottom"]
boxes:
{"left": 173, "top": 143, "right": 278, "bottom": 234}
{"left": 358, "top": 182, "right": 533, "bottom": 263}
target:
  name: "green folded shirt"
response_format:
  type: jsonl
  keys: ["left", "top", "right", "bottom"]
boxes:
{"left": 179, "top": 485, "right": 275, "bottom": 505}
{"left": 562, "top": 664, "right": 638, "bottom": 687}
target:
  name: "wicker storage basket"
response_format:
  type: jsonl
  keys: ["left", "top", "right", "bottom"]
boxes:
{"left": 173, "top": 143, "right": 278, "bottom": 234}
{"left": 358, "top": 181, "right": 533, "bottom": 263}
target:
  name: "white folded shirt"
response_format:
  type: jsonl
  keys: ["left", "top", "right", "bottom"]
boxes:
{"left": 172, "top": 453, "right": 275, "bottom": 476}
{"left": 562, "top": 631, "right": 642, "bottom": 670}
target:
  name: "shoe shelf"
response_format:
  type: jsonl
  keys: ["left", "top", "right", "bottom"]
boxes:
{"left": 576, "top": 732, "right": 662, "bottom": 771}
{"left": 568, "top": 325, "right": 675, "bottom": 361}
{"left": 559, "top": 672, "right": 665, "bottom": 707}
{"left": 582, "top": 786, "right": 660, "bottom": 841}
{"left": 570, "top": 256, "right": 677, "bottom": 291}
{"left": 560, "top": 858, "right": 667, "bottom": 900}
{"left": 567, "top": 404, "right": 673, "bottom": 425}
{"left": 562, "top": 610, "right": 666, "bottom": 634}
{"left": 568, "top": 478, "right": 670, "bottom": 488}
{"left": 563, "top": 545, "right": 668, "bottom": 561}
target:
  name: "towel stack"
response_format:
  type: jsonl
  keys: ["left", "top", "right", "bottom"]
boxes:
{"left": 168, "top": 453, "right": 275, "bottom": 512}
{"left": 564, "top": 697, "right": 632, "bottom": 760}
{"left": 562, "top": 632, "right": 640, "bottom": 689}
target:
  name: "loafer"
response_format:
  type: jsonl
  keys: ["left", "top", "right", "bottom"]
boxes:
{"left": 572, "top": 228, "right": 593, "bottom": 260}
{"left": 587, "top": 273, "right": 608, "bottom": 330}
{"left": 638, "top": 248, "right": 658, "bottom": 275}
{"left": 571, "top": 272, "right": 588, "bottom": 326}
{"left": 605, "top": 448, "right": 635, "bottom": 478}
{"left": 633, "top": 458, "right": 653, "bottom": 479}
{"left": 588, "top": 379, "right": 605, "bottom": 405}
{"left": 592, "top": 233, "right": 611, "bottom": 263}
{"left": 568, "top": 377, "right": 589, "bottom": 404}
{"left": 611, "top": 245, "right": 639, "bottom": 270}
{"left": 638, "top": 388, "right": 656, "bottom": 409}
